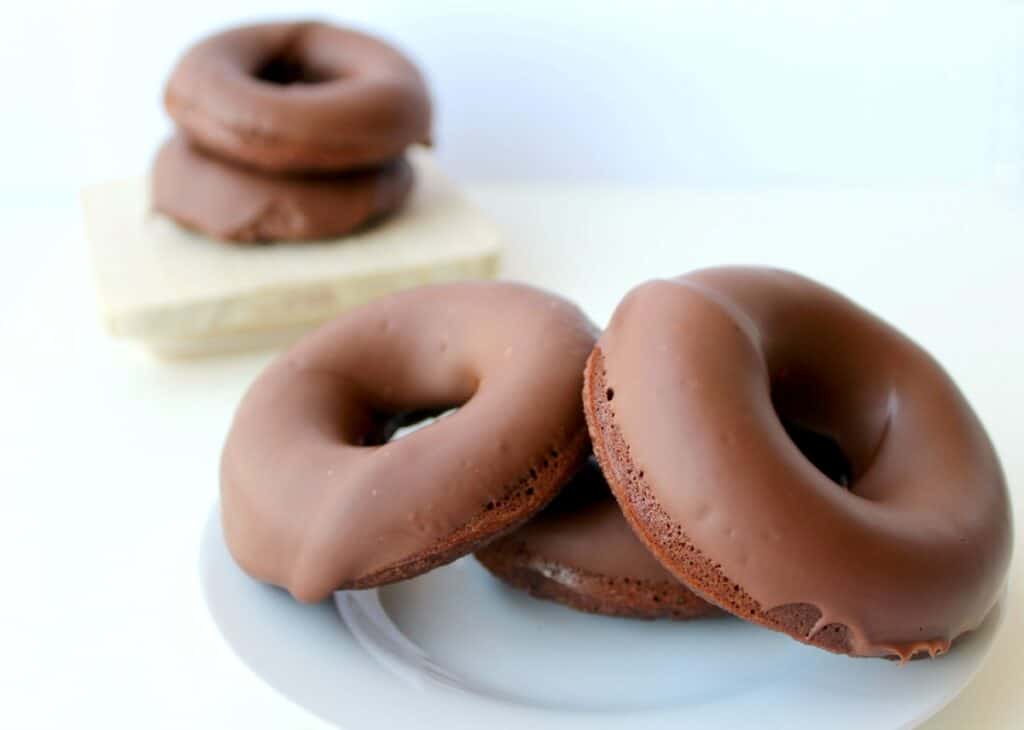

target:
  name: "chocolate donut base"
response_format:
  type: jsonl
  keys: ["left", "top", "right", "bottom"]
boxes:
{"left": 335, "top": 428, "right": 591, "bottom": 590}
{"left": 476, "top": 540, "right": 722, "bottom": 621}
{"left": 152, "top": 135, "right": 414, "bottom": 243}
{"left": 584, "top": 348, "right": 953, "bottom": 660}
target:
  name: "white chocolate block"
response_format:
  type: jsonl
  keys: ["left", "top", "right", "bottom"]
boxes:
{"left": 82, "top": 149, "right": 501, "bottom": 358}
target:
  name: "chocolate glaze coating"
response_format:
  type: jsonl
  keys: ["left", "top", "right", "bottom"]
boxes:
{"left": 476, "top": 458, "right": 720, "bottom": 620}
{"left": 165, "top": 21, "right": 431, "bottom": 173}
{"left": 152, "top": 135, "right": 413, "bottom": 242}
{"left": 221, "top": 281, "right": 597, "bottom": 602}
{"left": 585, "top": 267, "right": 1012, "bottom": 660}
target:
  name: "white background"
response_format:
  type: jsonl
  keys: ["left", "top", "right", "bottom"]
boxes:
{"left": 1, "top": 2, "right": 1023, "bottom": 729}
{"left": 2, "top": 1, "right": 1023, "bottom": 198}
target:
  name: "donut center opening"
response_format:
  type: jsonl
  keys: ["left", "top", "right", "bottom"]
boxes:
{"left": 365, "top": 407, "right": 459, "bottom": 444}
{"left": 779, "top": 417, "right": 853, "bottom": 489}
{"left": 771, "top": 371, "right": 861, "bottom": 489}
{"left": 254, "top": 54, "right": 337, "bottom": 85}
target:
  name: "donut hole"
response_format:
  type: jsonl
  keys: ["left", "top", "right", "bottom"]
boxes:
{"left": 779, "top": 417, "right": 853, "bottom": 489}
{"left": 254, "top": 54, "right": 338, "bottom": 85}
{"left": 373, "top": 406, "right": 459, "bottom": 443}
{"left": 771, "top": 373, "right": 861, "bottom": 489}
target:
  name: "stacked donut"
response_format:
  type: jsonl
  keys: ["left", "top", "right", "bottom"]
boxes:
{"left": 220, "top": 269, "right": 1013, "bottom": 661}
{"left": 153, "top": 22, "right": 431, "bottom": 243}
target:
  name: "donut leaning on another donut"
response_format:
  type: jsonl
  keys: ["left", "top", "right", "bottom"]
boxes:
{"left": 584, "top": 267, "right": 1012, "bottom": 660}
{"left": 476, "top": 457, "right": 722, "bottom": 621}
{"left": 165, "top": 21, "right": 432, "bottom": 174}
{"left": 221, "top": 281, "right": 597, "bottom": 603}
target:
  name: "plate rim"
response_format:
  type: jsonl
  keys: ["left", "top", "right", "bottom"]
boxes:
{"left": 199, "top": 503, "right": 1007, "bottom": 730}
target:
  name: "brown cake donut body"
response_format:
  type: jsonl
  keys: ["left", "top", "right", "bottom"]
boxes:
{"left": 585, "top": 267, "right": 1012, "bottom": 660}
{"left": 221, "top": 281, "right": 597, "bottom": 602}
{"left": 165, "top": 21, "right": 431, "bottom": 173}
{"left": 477, "top": 458, "right": 720, "bottom": 620}
{"left": 152, "top": 135, "right": 413, "bottom": 242}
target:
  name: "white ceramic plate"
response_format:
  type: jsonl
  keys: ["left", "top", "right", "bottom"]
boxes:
{"left": 200, "top": 506, "right": 1005, "bottom": 730}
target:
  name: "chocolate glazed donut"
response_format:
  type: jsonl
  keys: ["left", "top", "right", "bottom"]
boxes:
{"left": 584, "top": 267, "right": 1012, "bottom": 660}
{"left": 152, "top": 135, "right": 413, "bottom": 242}
{"left": 165, "top": 22, "right": 431, "bottom": 173}
{"left": 221, "top": 282, "right": 597, "bottom": 602}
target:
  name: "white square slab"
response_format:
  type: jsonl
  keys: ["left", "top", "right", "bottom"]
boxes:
{"left": 82, "top": 149, "right": 501, "bottom": 358}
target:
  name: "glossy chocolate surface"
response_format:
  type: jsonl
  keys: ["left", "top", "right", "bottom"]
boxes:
{"left": 165, "top": 21, "right": 431, "bottom": 173}
{"left": 591, "top": 267, "right": 1012, "bottom": 658}
{"left": 221, "top": 281, "right": 597, "bottom": 601}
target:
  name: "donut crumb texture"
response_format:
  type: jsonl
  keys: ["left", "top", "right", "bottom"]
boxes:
{"left": 476, "top": 538, "right": 722, "bottom": 621}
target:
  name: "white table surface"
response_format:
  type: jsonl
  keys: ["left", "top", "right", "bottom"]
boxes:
{"left": 1, "top": 183, "right": 1021, "bottom": 729}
